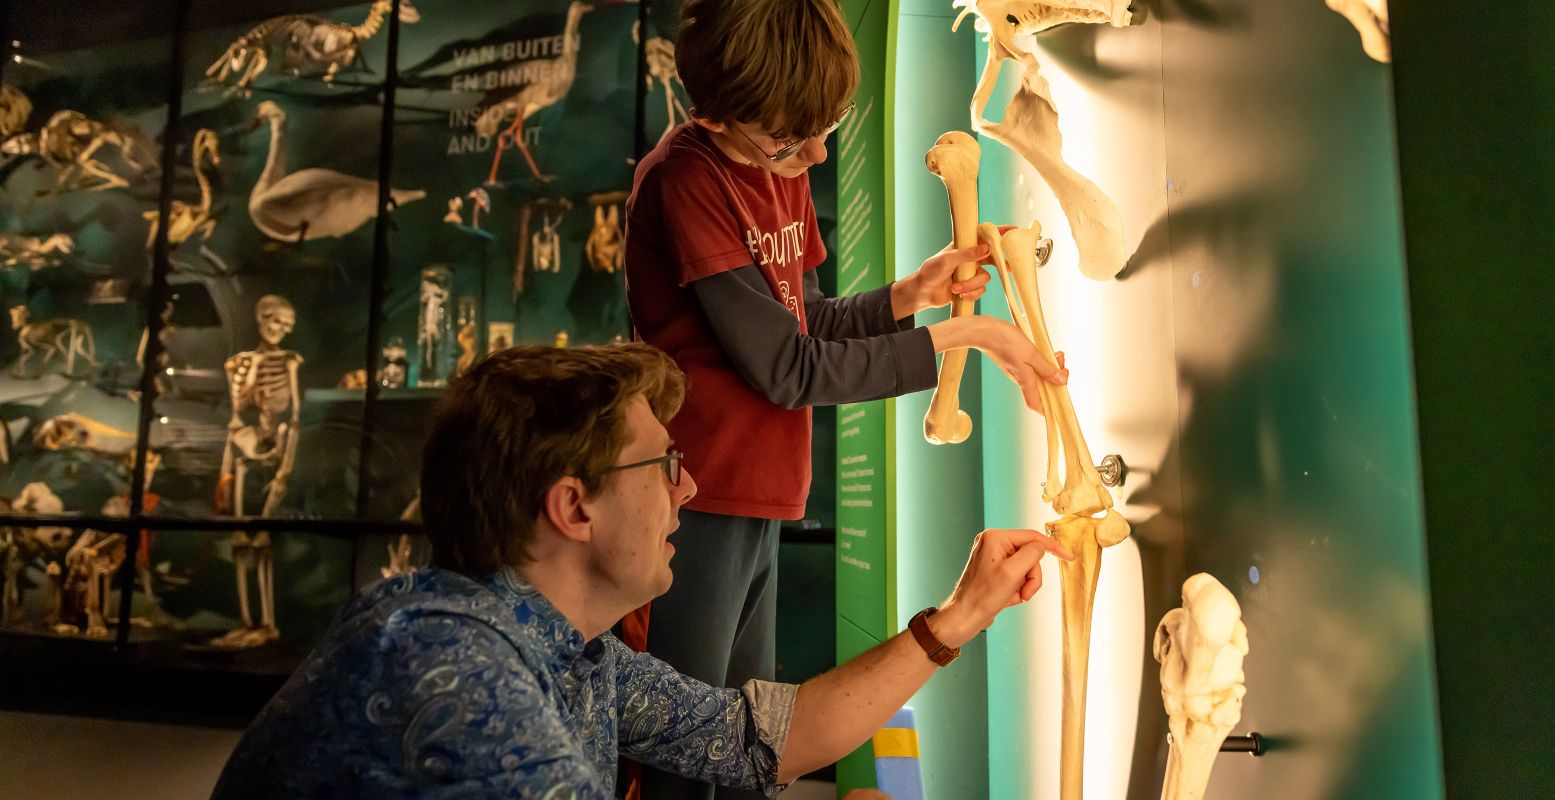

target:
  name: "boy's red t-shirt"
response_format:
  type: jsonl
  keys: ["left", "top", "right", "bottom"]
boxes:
{"left": 626, "top": 123, "right": 826, "bottom": 520}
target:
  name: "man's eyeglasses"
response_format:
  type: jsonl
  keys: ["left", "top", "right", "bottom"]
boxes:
{"left": 734, "top": 101, "right": 856, "bottom": 163}
{"left": 599, "top": 450, "right": 684, "bottom": 486}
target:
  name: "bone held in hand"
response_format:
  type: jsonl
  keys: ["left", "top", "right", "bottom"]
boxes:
{"left": 922, "top": 131, "right": 982, "bottom": 445}
{"left": 1155, "top": 573, "right": 1249, "bottom": 800}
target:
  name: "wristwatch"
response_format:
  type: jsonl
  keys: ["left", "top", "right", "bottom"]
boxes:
{"left": 907, "top": 607, "right": 960, "bottom": 667}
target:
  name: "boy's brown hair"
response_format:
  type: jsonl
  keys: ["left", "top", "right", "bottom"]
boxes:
{"left": 677, "top": 0, "right": 860, "bottom": 141}
{"left": 419, "top": 343, "right": 685, "bottom": 575}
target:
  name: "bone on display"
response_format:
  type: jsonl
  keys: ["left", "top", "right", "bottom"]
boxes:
{"left": 9, "top": 306, "right": 98, "bottom": 379}
{"left": 921, "top": 131, "right": 982, "bottom": 445}
{"left": 956, "top": 0, "right": 1132, "bottom": 281}
{"left": 586, "top": 191, "right": 629, "bottom": 274}
{"left": 213, "top": 296, "right": 301, "bottom": 649}
{"left": 248, "top": 101, "right": 425, "bottom": 242}
{"left": 1155, "top": 573, "right": 1249, "bottom": 800}
{"left": 0, "top": 233, "right": 73, "bottom": 270}
{"left": 205, "top": 0, "right": 422, "bottom": 97}
{"left": 981, "top": 220, "right": 1130, "bottom": 800}
{"left": 144, "top": 128, "right": 221, "bottom": 250}
{"left": 15, "top": 109, "right": 158, "bottom": 192}
{"left": 1325, "top": 0, "right": 1390, "bottom": 63}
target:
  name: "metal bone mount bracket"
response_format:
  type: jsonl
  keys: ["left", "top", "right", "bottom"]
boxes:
{"left": 1166, "top": 731, "right": 1265, "bottom": 756}
{"left": 1096, "top": 454, "right": 1126, "bottom": 487}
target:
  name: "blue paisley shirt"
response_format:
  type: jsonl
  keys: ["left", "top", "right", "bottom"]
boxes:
{"left": 212, "top": 568, "right": 796, "bottom": 799}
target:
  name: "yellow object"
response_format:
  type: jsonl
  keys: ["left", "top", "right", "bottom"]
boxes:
{"left": 871, "top": 728, "right": 920, "bottom": 759}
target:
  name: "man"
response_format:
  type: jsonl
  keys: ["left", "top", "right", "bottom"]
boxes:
{"left": 212, "top": 344, "right": 1071, "bottom": 798}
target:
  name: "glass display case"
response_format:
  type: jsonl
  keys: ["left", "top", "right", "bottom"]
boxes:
{"left": 0, "top": 0, "right": 655, "bottom": 720}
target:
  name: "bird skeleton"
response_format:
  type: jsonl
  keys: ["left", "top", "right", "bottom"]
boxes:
{"left": 144, "top": 128, "right": 221, "bottom": 250}
{"left": 954, "top": 0, "right": 1133, "bottom": 281}
{"left": 1154, "top": 573, "right": 1249, "bottom": 800}
{"left": 980, "top": 219, "right": 1129, "bottom": 800}
{"left": 1325, "top": 0, "right": 1390, "bottom": 63}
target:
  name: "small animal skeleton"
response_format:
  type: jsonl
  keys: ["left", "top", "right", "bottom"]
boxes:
{"left": 586, "top": 191, "right": 627, "bottom": 274}
{"left": 2, "top": 109, "right": 157, "bottom": 192}
{"left": 248, "top": 100, "right": 425, "bottom": 242}
{"left": 0, "top": 483, "right": 72, "bottom": 628}
{"left": 512, "top": 197, "right": 572, "bottom": 297}
{"left": 635, "top": 28, "right": 689, "bottom": 143}
{"left": 476, "top": 0, "right": 592, "bottom": 184}
{"left": 954, "top": 0, "right": 1135, "bottom": 280}
{"left": 0, "top": 233, "right": 73, "bottom": 270}
{"left": 9, "top": 305, "right": 97, "bottom": 379}
{"left": 533, "top": 211, "right": 563, "bottom": 273}
{"left": 214, "top": 295, "right": 302, "bottom": 649}
{"left": 418, "top": 267, "right": 453, "bottom": 385}
{"left": 53, "top": 497, "right": 130, "bottom": 638}
{"left": 206, "top": 0, "right": 423, "bottom": 97}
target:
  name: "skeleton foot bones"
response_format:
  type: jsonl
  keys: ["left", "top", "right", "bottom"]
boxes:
{"left": 1155, "top": 574, "right": 1249, "bottom": 800}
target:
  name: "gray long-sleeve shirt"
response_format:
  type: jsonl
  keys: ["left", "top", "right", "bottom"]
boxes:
{"left": 690, "top": 266, "right": 938, "bottom": 410}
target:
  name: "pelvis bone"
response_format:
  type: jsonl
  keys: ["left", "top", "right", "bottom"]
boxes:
{"left": 1154, "top": 573, "right": 1249, "bottom": 800}
{"left": 1325, "top": 0, "right": 1390, "bottom": 63}
{"left": 956, "top": 0, "right": 1132, "bottom": 281}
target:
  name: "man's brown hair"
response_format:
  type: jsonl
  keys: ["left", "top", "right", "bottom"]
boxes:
{"left": 677, "top": 0, "right": 860, "bottom": 140}
{"left": 419, "top": 343, "right": 685, "bottom": 575}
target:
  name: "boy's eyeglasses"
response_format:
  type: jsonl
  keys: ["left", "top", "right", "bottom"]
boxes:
{"left": 599, "top": 450, "right": 684, "bottom": 486}
{"left": 735, "top": 101, "right": 856, "bottom": 162}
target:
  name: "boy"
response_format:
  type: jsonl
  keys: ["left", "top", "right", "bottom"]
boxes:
{"left": 625, "top": 2, "right": 1064, "bottom": 797}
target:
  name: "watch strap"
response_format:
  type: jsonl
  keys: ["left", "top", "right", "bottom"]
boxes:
{"left": 907, "top": 607, "right": 960, "bottom": 667}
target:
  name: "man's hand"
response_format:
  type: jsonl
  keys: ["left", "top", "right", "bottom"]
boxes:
{"left": 890, "top": 243, "right": 994, "bottom": 318}
{"left": 928, "top": 529, "right": 1076, "bottom": 648}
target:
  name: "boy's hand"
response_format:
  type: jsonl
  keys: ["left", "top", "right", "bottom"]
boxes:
{"left": 891, "top": 243, "right": 994, "bottom": 318}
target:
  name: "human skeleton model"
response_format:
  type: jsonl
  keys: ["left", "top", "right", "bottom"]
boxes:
{"left": 9, "top": 305, "right": 97, "bottom": 379}
{"left": 206, "top": 0, "right": 422, "bottom": 97}
{"left": 1154, "top": 574, "right": 1249, "bottom": 800}
{"left": 953, "top": 0, "right": 1133, "bottom": 281}
{"left": 0, "top": 233, "right": 73, "bottom": 270}
{"left": 1326, "top": 0, "right": 1390, "bottom": 62}
{"left": 248, "top": 100, "right": 425, "bottom": 242}
{"left": 476, "top": 0, "right": 593, "bottom": 185}
{"left": 925, "top": 130, "right": 1130, "bottom": 800}
{"left": 143, "top": 128, "right": 221, "bottom": 251}
{"left": 586, "top": 191, "right": 627, "bottom": 274}
{"left": 215, "top": 295, "right": 301, "bottom": 648}
{"left": 1, "top": 109, "right": 156, "bottom": 192}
